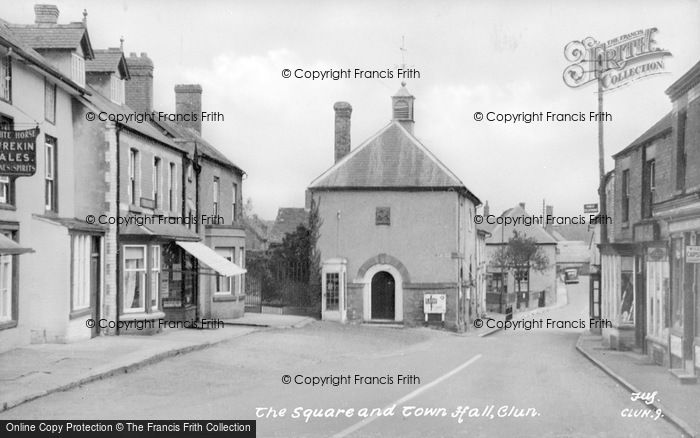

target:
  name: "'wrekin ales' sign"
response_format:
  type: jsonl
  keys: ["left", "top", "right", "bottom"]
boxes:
{"left": 0, "top": 128, "right": 38, "bottom": 177}
{"left": 563, "top": 28, "right": 671, "bottom": 91}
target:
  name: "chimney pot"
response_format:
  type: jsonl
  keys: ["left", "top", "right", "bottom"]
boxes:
{"left": 334, "top": 101, "right": 352, "bottom": 163}
{"left": 175, "top": 84, "right": 203, "bottom": 134}
{"left": 519, "top": 202, "right": 526, "bottom": 209}
{"left": 483, "top": 201, "right": 490, "bottom": 218}
{"left": 34, "top": 4, "right": 59, "bottom": 25}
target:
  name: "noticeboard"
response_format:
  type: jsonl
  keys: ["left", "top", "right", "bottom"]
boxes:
{"left": 686, "top": 246, "right": 700, "bottom": 263}
{"left": 423, "top": 294, "right": 446, "bottom": 314}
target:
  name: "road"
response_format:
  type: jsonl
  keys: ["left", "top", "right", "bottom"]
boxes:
{"left": 1, "top": 277, "right": 680, "bottom": 437}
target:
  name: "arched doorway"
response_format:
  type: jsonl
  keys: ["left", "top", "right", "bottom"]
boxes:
{"left": 371, "top": 271, "right": 395, "bottom": 320}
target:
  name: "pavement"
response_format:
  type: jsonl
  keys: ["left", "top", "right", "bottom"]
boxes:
{"left": 0, "top": 314, "right": 314, "bottom": 414}
{"left": 222, "top": 313, "right": 315, "bottom": 328}
{"left": 577, "top": 332, "right": 700, "bottom": 438}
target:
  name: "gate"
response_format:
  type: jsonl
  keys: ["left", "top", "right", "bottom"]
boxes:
{"left": 245, "top": 274, "right": 262, "bottom": 313}
{"left": 244, "top": 252, "right": 319, "bottom": 316}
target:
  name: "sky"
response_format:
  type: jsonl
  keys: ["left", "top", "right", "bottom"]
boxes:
{"left": 2, "top": 0, "right": 699, "bottom": 219}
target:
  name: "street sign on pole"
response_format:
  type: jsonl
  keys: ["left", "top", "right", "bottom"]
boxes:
{"left": 584, "top": 203, "right": 599, "bottom": 214}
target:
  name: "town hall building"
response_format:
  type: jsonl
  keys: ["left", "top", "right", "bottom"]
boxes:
{"left": 308, "top": 84, "right": 482, "bottom": 331}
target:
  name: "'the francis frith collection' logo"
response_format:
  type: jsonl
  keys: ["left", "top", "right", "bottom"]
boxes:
{"left": 563, "top": 28, "right": 672, "bottom": 91}
{"left": 0, "top": 127, "right": 38, "bottom": 177}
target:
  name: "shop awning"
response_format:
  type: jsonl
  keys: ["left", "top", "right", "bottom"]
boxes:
{"left": 176, "top": 241, "right": 246, "bottom": 277}
{"left": 0, "top": 234, "right": 34, "bottom": 255}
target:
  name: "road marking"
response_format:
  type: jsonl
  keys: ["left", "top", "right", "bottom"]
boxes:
{"left": 330, "top": 353, "right": 483, "bottom": 438}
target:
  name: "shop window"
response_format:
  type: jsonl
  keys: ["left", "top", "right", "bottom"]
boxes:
{"left": 0, "top": 52, "right": 10, "bottom": 103}
{"left": 0, "top": 253, "right": 12, "bottom": 322}
{"left": 44, "top": 136, "right": 57, "bottom": 212}
{"left": 646, "top": 248, "right": 669, "bottom": 339}
{"left": 71, "top": 234, "right": 92, "bottom": 312}
{"left": 215, "top": 248, "right": 234, "bottom": 294}
{"left": 44, "top": 79, "right": 56, "bottom": 124}
{"left": 151, "top": 246, "right": 160, "bottom": 310}
{"left": 123, "top": 245, "right": 146, "bottom": 312}
{"left": 671, "top": 238, "right": 684, "bottom": 332}
{"left": 620, "top": 257, "right": 634, "bottom": 324}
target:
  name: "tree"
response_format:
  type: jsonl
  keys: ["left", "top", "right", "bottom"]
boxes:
{"left": 490, "top": 230, "right": 550, "bottom": 311}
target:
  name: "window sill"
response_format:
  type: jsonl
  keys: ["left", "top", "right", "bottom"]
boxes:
{"left": 129, "top": 205, "right": 144, "bottom": 214}
{"left": 0, "top": 204, "right": 16, "bottom": 211}
{"left": 0, "top": 320, "right": 17, "bottom": 330}
{"left": 213, "top": 294, "right": 242, "bottom": 302}
{"left": 119, "top": 310, "right": 166, "bottom": 321}
{"left": 69, "top": 308, "right": 91, "bottom": 319}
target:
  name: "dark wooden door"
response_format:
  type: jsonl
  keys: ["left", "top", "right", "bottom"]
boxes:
{"left": 371, "top": 271, "right": 395, "bottom": 320}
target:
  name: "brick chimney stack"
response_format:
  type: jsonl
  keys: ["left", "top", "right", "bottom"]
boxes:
{"left": 519, "top": 202, "right": 526, "bottom": 210}
{"left": 175, "top": 84, "right": 203, "bottom": 134}
{"left": 483, "top": 201, "right": 490, "bottom": 218}
{"left": 34, "top": 4, "right": 59, "bottom": 25}
{"left": 125, "top": 53, "right": 154, "bottom": 113}
{"left": 334, "top": 101, "right": 352, "bottom": 163}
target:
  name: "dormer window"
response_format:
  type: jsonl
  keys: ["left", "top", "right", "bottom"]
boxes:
{"left": 110, "top": 74, "right": 125, "bottom": 104}
{"left": 71, "top": 53, "right": 85, "bottom": 87}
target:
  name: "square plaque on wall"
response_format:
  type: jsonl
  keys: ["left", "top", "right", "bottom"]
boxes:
{"left": 375, "top": 207, "right": 390, "bottom": 225}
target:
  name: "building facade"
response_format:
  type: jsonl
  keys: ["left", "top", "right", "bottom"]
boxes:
{"left": 601, "top": 59, "right": 700, "bottom": 383}
{"left": 484, "top": 203, "right": 558, "bottom": 313}
{"left": 0, "top": 5, "right": 100, "bottom": 351}
{"left": 0, "top": 4, "right": 246, "bottom": 350}
{"left": 308, "top": 85, "right": 481, "bottom": 331}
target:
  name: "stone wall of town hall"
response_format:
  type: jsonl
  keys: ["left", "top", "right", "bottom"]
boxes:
{"left": 315, "top": 190, "right": 476, "bottom": 327}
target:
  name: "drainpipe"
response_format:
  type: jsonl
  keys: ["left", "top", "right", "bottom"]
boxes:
{"left": 455, "top": 190, "right": 462, "bottom": 331}
{"left": 115, "top": 123, "right": 122, "bottom": 335}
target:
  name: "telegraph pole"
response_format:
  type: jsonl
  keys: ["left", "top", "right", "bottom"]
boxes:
{"left": 597, "top": 54, "right": 608, "bottom": 245}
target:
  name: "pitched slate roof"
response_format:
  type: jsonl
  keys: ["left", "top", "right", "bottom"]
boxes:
{"left": 666, "top": 59, "right": 700, "bottom": 100}
{"left": 0, "top": 19, "right": 87, "bottom": 94}
{"left": 549, "top": 224, "right": 593, "bottom": 243}
{"left": 86, "top": 49, "right": 130, "bottom": 79}
{"left": 309, "top": 121, "right": 480, "bottom": 204}
{"left": 81, "top": 86, "right": 182, "bottom": 151}
{"left": 486, "top": 204, "right": 558, "bottom": 245}
{"left": 154, "top": 120, "right": 244, "bottom": 175}
{"left": 269, "top": 208, "right": 309, "bottom": 244}
{"left": 612, "top": 112, "right": 672, "bottom": 158}
{"left": 7, "top": 22, "right": 93, "bottom": 58}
